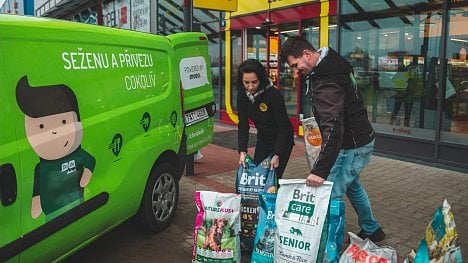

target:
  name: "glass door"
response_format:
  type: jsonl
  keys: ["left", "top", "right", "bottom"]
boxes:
{"left": 440, "top": 3, "right": 468, "bottom": 145}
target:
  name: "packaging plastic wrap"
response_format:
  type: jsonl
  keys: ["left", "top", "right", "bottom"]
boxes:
{"left": 192, "top": 191, "right": 241, "bottom": 263}
{"left": 403, "top": 199, "right": 463, "bottom": 263}
{"left": 340, "top": 232, "right": 397, "bottom": 263}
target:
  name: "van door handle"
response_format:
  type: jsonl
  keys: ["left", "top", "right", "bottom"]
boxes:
{"left": 0, "top": 163, "right": 17, "bottom": 206}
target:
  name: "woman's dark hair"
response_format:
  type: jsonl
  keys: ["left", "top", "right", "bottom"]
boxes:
{"left": 237, "top": 59, "right": 269, "bottom": 92}
{"left": 16, "top": 76, "right": 80, "bottom": 120}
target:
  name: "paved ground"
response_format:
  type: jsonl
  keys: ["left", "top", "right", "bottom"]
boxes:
{"left": 67, "top": 124, "right": 468, "bottom": 262}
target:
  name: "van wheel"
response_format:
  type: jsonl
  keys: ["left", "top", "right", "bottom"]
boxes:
{"left": 138, "top": 163, "right": 179, "bottom": 232}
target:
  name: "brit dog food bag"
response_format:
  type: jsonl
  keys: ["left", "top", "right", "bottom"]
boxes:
{"left": 302, "top": 117, "right": 322, "bottom": 170}
{"left": 192, "top": 191, "right": 241, "bottom": 263}
{"left": 236, "top": 155, "right": 276, "bottom": 250}
{"left": 275, "top": 179, "right": 333, "bottom": 263}
{"left": 252, "top": 192, "right": 277, "bottom": 263}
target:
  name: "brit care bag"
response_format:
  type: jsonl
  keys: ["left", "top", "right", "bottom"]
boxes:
{"left": 275, "top": 179, "right": 333, "bottom": 263}
{"left": 236, "top": 155, "right": 277, "bottom": 250}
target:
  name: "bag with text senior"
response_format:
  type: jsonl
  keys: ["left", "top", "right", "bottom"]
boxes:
{"left": 236, "top": 155, "right": 276, "bottom": 250}
{"left": 275, "top": 179, "right": 333, "bottom": 263}
{"left": 192, "top": 191, "right": 241, "bottom": 263}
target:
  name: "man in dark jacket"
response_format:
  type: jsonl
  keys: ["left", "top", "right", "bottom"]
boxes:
{"left": 280, "top": 36, "right": 386, "bottom": 242}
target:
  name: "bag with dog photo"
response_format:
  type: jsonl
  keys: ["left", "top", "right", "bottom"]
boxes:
{"left": 251, "top": 192, "right": 277, "bottom": 263}
{"left": 192, "top": 191, "right": 241, "bottom": 263}
{"left": 275, "top": 179, "right": 333, "bottom": 263}
{"left": 236, "top": 155, "right": 276, "bottom": 251}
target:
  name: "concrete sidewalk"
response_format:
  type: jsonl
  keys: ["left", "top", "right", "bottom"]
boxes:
{"left": 187, "top": 123, "right": 468, "bottom": 262}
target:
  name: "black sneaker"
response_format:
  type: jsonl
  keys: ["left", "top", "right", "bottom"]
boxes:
{"left": 358, "top": 227, "right": 387, "bottom": 243}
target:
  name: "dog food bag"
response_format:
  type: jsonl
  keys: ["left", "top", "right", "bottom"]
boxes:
{"left": 275, "top": 179, "right": 333, "bottom": 263}
{"left": 403, "top": 199, "right": 463, "bottom": 263}
{"left": 251, "top": 192, "right": 277, "bottom": 263}
{"left": 339, "top": 232, "right": 397, "bottom": 263}
{"left": 236, "top": 156, "right": 276, "bottom": 250}
{"left": 192, "top": 191, "right": 241, "bottom": 263}
{"left": 323, "top": 200, "right": 346, "bottom": 263}
{"left": 302, "top": 117, "right": 322, "bottom": 170}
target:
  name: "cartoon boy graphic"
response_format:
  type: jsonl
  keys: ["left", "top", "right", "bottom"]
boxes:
{"left": 16, "top": 76, "right": 96, "bottom": 221}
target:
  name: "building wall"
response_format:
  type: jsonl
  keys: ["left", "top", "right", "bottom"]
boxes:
{"left": 1, "top": 0, "right": 32, "bottom": 15}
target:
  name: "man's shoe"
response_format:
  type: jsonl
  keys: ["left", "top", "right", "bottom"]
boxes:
{"left": 357, "top": 227, "right": 387, "bottom": 243}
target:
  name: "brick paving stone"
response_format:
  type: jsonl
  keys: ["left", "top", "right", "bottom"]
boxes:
{"left": 66, "top": 124, "right": 468, "bottom": 262}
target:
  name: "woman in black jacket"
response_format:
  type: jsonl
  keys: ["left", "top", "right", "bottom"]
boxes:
{"left": 237, "top": 59, "right": 294, "bottom": 178}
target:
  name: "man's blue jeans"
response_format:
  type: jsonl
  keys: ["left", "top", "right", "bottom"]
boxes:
{"left": 327, "top": 139, "right": 380, "bottom": 234}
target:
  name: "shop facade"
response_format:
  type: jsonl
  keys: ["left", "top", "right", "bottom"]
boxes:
{"left": 221, "top": 0, "right": 467, "bottom": 169}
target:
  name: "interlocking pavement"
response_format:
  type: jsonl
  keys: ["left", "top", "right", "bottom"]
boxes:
{"left": 67, "top": 123, "right": 467, "bottom": 262}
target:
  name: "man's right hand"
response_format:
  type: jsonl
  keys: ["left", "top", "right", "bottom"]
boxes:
{"left": 306, "top": 173, "right": 325, "bottom": 187}
{"left": 239, "top": 152, "right": 247, "bottom": 167}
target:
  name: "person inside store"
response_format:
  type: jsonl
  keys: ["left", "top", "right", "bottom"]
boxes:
{"left": 237, "top": 59, "right": 294, "bottom": 179}
{"left": 389, "top": 56, "right": 423, "bottom": 127}
{"left": 279, "top": 36, "right": 387, "bottom": 242}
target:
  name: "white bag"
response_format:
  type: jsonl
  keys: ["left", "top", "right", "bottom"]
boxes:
{"left": 303, "top": 117, "right": 322, "bottom": 170}
{"left": 339, "top": 232, "right": 397, "bottom": 263}
{"left": 274, "top": 179, "right": 333, "bottom": 263}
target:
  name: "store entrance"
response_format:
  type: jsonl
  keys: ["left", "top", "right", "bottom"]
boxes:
{"left": 246, "top": 22, "right": 300, "bottom": 129}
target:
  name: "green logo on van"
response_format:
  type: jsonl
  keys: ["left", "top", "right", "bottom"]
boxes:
{"left": 140, "top": 112, "right": 151, "bottom": 132}
{"left": 170, "top": 111, "right": 177, "bottom": 128}
{"left": 109, "top": 134, "right": 123, "bottom": 156}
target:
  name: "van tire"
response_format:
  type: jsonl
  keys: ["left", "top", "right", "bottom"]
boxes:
{"left": 138, "top": 163, "right": 179, "bottom": 233}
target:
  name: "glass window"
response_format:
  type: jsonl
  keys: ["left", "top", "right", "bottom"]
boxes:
{"left": 329, "top": 16, "right": 338, "bottom": 50}
{"left": 340, "top": 0, "right": 444, "bottom": 141}
{"left": 231, "top": 29, "right": 242, "bottom": 113}
{"left": 302, "top": 18, "right": 320, "bottom": 50}
{"left": 157, "top": 0, "right": 183, "bottom": 35}
{"left": 301, "top": 19, "right": 320, "bottom": 118}
{"left": 277, "top": 22, "right": 299, "bottom": 118}
{"left": 440, "top": 3, "right": 468, "bottom": 145}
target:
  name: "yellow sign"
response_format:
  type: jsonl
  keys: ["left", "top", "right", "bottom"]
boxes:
{"left": 194, "top": 0, "right": 238, "bottom": 12}
{"left": 231, "top": 0, "right": 313, "bottom": 17}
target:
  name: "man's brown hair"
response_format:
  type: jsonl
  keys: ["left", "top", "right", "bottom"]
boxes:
{"left": 280, "top": 36, "right": 316, "bottom": 62}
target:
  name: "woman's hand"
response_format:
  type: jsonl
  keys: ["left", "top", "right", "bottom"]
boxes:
{"left": 270, "top": 154, "right": 279, "bottom": 170}
{"left": 239, "top": 151, "right": 247, "bottom": 167}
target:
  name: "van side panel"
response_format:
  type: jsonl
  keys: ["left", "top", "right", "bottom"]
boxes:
{"left": 0, "top": 37, "right": 21, "bottom": 263}
{"left": 0, "top": 15, "right": 183, "bottom": 261}
{"left": 168, "top": 33, "right": 215, "bottom": 154}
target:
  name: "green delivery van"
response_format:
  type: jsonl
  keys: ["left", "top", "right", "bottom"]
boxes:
{"left": 0, "top": 15, "right": 215, "bottom": 262}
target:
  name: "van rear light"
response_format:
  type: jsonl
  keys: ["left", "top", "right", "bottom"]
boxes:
{"left": 199, "top": 36, "right": 207, "bottom": 41}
